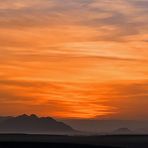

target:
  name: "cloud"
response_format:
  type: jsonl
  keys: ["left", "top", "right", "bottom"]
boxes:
{"left": 0, "top": 79, "right": 115, "bottom": 118}
{"left": 0, "top": 0, "right": 55, "bottom": 10}
{"left": 0, "top": 0, "right": 148, "bottom": 42}
{"left": 0, "top": 79, "right": 148, "bottom": 119}
{"left": 106, "top": 80, "right": 148, "bottom": 119}
{"left": 0, "top": 0, "right": 148, "bottom": 119}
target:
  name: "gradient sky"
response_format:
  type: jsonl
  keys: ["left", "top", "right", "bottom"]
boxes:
{"left": 0, "top": 0, "right": 148, "bottom": 119}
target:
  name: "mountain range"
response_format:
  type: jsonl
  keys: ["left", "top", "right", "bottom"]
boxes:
{"left": 0, "top": 115, "right": 148, "bottom": 135}
{"left": 0, "top": 114, "right": 77, "bottom": 135}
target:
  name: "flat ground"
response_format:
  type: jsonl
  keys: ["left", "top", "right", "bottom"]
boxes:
{"left": 0, "top": 134, "right": 148, "bottom": 148}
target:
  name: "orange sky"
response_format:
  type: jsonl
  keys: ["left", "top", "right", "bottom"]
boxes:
{"left": 0, "top": 0, "right": 148, "bottom": 119}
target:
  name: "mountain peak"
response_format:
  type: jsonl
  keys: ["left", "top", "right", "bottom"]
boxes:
{"left": 18, "top": 114, "right": 28, "bottom": 118}
{"left": 17, "top": 114, "right": 39, "bottom": 119}
{"left": 30, "top": 114, "right": 38, "bottom": 118}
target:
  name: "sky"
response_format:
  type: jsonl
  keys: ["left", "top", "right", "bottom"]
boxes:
{"left": 0, "top": 0, "right": 148, "bottom": 119}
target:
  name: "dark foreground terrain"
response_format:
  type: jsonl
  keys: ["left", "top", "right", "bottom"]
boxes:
{"left": 0, "top": 142, "right": 116, "bottom": 148}
{"left": 0, "top": 134, "right": 148, "bottom": 148}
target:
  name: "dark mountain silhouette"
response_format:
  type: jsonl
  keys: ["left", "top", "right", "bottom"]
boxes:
{"left": 0, "top": 114, "right": 77, "bottom": 134}
{"left": 0, "top": 116, "right": 11, "bottom": 123}
{"left": 112, "top": 128, "right": 133, "bottom": 135}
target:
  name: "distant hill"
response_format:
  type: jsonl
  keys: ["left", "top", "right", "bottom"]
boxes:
{"left": 112, "top": 128, "right": 133, "bottom": 135}
{"left": 0, "top": 114, "right": 77, "bottom": 135}
{"left": 136, "top": 128, "right": 148, "bottom": 134}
